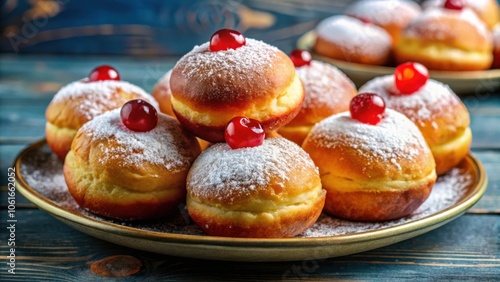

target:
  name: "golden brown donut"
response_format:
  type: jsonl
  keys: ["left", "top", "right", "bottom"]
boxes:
{"left": 170, "top": 39, "right": 304, "bottom": 143}
{"left": 152, "top": 70, "right": 175, "bottom": 116}
{"left": 278, "top": 61, "right": 357, "bottom": 145}
{"left": 302, "top": 109, "right": 436, "bottom": 221}
{"left": 64, "top": 109, "right": 201, "bottom": 220}
{"left": 152, "top": 70, "right": 211, "bottom": 150}
{"left": 46, "top": 79, "right": 158, "bottom": 160}
{"left": 493, "top": 24, "right": 500, "bottom": 68}
{"left": 423, "top": 0, "right": 500, "bottom": 29}
{"left": 395, "top": 7, "right": 493, "bottom": 71}
{"left": 345, "top": 0, "right": 421, "bottom": 46}
{"left": 359, "top": 75, "right": 472, "bottom": 175}
{"left": 314, "top": 15, "right": 392, "bottom": 65}
{"left": 186, "top": 138, "right": 326, "bottom": 238}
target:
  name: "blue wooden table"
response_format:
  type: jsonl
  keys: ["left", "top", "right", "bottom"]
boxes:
{"left": 1, "top": 53, "right": 499, "bottom": 281}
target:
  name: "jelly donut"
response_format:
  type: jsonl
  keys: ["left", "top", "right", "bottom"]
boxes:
{"left": 278, "top": 50, "right": 357, "bottom": 145}
{"left": 302, "top": 94, "right": 436, "bottom": 221}
{"left": 395, "top": 3, "right": 493, "bottom": 71}
{"left": 152, "top": 70, "right": 175, "bottom": 117}
{"left": 314, "top": 15, "right": 392, "bottom": 65}
{"left": 63, "top": 101, "right": 201, "bottom": 220}
{"left": 359, "top": 62, "right": 472, "bottom": 175}
{"left": 186, "top": 136, "right": 325, "bottom": 238}
{"left": 345, "top": 0, "right": 421, "bottom": 46}
{"left": 170, "top": 29, "right": 304, "bottom": 142}
{"left": 46, "top": 65, "right": 158, "bottom": 160}
{"left": 423, "top": 0, "right": 500, "bottom": 29}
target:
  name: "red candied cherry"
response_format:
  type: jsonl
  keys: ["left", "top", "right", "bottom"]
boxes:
{"left": 394, "top": 62, "right": 429, "bottom": 95}
{"left": 225, "top": 116, "right": 265, "bottom": 149}
{"left": 444, "top": 0, "right": 463, "bottom": 10}
{"left": 210, "top": 29, "right": 246, "bottom": 52}
{"left": 290, "top": 49, "right": 312, "bottom": 67}
{"left": 358, "top": 17, "right": 372, "bottom": 24}
{"left": 350, "top": 93, "right": 386, "bottom": 125}
{"left": 89, "top": 65, "right": 120, "bottom": 81}
{"left": 120, "top": 99, "right": 158, "bottom": 132}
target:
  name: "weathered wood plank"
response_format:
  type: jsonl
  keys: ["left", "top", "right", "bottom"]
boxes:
{"left": 0, "top": 209, "right": 498, "bottom": 281}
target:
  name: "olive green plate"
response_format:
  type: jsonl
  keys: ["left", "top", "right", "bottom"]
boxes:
{"left": 15, "top": 139, "right": 487, "bottom": 262}
{"left": 297, "top": 31, "right": 500, "bottom": 95}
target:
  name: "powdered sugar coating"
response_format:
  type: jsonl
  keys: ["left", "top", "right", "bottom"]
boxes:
{"left": 359, "top": 75, "right": 459, "bottom": 126}
{"left": 316, "top": 15, "right": 392, "bottom": 58}
{"left": 52, "top": 79, "right": 158, "bottom": 120}
{"left": 187, "top": 138, "right": 318, "bottom": 202}
{"left": 20, "top": 142, "right": 474, "bottom": 237}
{"left": 404, "top": 7, "right": 490, "bottom": 39}
{"left": 423, "top": 0, "right": 492, "bottom": 14}
{"left": 345, "top": 0, "right": 421, "bottom": 26}
{"left": 174, "top": 39, "right": 279, "bottom": 101}
{"left": 80, "top": 109, "right": 198, "bottom": 172}
{"left": 295, "top": 60, "right": 355, "bottom": 120}
{"left": 308, "top": 109, "right": 428, "bottom": 170}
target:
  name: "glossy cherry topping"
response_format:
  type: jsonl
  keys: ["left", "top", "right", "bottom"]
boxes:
{"left": 394, "top": 62, "right": 429, "bottom": 95}
{"left": 224, "top": 116, "right": 265, "bottom": 149}
{"left": 120, "top": 99, "right": 158, "bottom": 132}
{"left": 89, "top": 65, "right": 120, "bottom": 81}
{"left": 210, "top": 29, "right": 246, "bottom": 52}
{"left": 444, "top": 0, "right": 463, "bottom": 10}
{"left": 349, "top": 93, "right": 386, "bottom": 125}
{"left": 290, "top": 49, "right": 312, "bottom": 67}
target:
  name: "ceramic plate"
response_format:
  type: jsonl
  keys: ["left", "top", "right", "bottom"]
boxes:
{"left": 15, "top": 140, "right": 487, "bottom": 262}
{"left": 297, "top": 31, "right": 500, "bottom": 95}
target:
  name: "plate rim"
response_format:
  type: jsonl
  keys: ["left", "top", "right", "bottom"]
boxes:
{"left": 15, "top": 139, "right": 488, "bottom": 248}
{"left": 297, "top": 30, "right": 500, "bottom": 81}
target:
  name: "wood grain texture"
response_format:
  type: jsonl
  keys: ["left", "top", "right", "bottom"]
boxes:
{"left": 0, "top": 210, "right": 498, "bottom": 281}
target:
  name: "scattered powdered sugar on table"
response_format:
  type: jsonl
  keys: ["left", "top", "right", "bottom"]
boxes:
{"left": 315, "top": 15, "right": 392, "bottom": 58}
{"left": 51, "top": 79, "right": 157, "bottom": 120}
{"left": 20, "top": 142, "right": 473, "bottom": 238}
{"left": 82, "top": 109, "right": 198, "bottom": 171}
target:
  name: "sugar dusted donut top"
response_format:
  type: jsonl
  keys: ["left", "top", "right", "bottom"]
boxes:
{"left": 79, "top": 109, "right": 199, "bottom": 172}
{"left": 307, "top": 109, "right": 430, "bottom": 171}
{"left": 50, "top": 79, "right": 158, "bottom": 120}
{"left": 187, "top": 138, "right": 319, "bottom": 204}
{"left": 403, "top": 8, "right": 490, "bottom": 42}
{"left": 170, "top": 38, "right": 296, "bottom": 107}
{"left": 423, "top": 0, "right": 492, "bottom": 14}
{"left": 359, "top": 75, "right": 461, "bottom": 127}
{"left": 345, "top": 0, "right": 421, "bottom": 26}
{"left": 291, "top": 60, "right": 355, "bottom": 125}
{"left": 315, "top": 15, "right": 392, "bottom": 58}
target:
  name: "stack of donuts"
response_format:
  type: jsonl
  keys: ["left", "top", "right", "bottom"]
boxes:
{"left": 46, "top": 27, "right": 472, "bottom": 238}
{"left": 314, "top": 0, "right": 500, "bottom": 70}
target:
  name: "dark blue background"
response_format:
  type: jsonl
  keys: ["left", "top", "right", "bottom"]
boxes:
{"left": 0, "top": 0, "right": 355, "bottom": 55}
